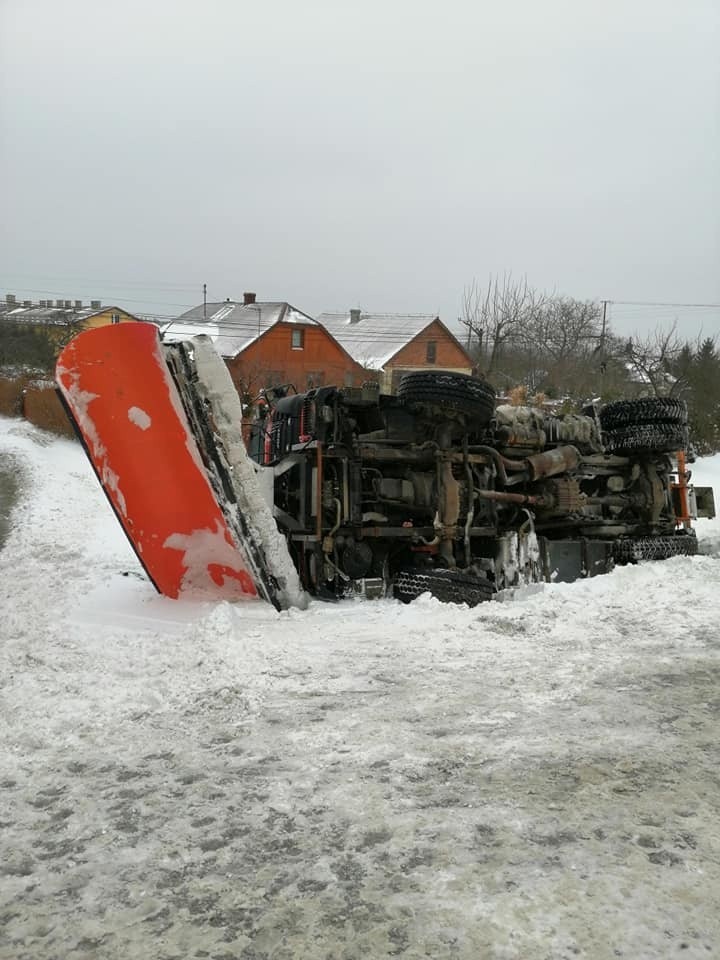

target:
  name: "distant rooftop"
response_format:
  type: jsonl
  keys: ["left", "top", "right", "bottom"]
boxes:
{"left": 162, "top": 298, "right": 318, "bottom": 358}
{"left": 317, "top": 310, "right": 442, "bottom": 369}
{"left": 1, "top": 293, "right": 111, "bottom": 325}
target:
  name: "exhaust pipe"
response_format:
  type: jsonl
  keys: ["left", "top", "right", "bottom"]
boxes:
{"left": 525, "top": 446, "right": 580, "bottom": 481}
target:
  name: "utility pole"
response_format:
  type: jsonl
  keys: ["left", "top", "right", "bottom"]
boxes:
{"left": 203, "top": 283, "right": 207, "bottom": 321}
{"left": 599, "top": 300, "right": 609, "bottom": 392}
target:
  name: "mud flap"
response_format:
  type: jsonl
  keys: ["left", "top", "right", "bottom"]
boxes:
{"left": 55, "top": 323, "right": 286, "bottom": 606}
{"left": 495, "top": 533, "right": 614, "bottom": 587}
{"left": 541, "top": 538, "right": 614, "bottom": 582}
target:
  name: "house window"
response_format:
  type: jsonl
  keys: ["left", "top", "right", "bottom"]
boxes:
{"left": 306, "top": 371, "right": 325, "bottom": 388}
{"left": 426, "top": 340, "right": 437, "bottom": 363}
{"left": 291, "top": 328, "right": 305, "bottom": 350}
{"left": 111, "top": 313, "right": 121, "bottom": 324}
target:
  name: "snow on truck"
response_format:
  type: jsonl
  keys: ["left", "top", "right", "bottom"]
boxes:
{"left": 56, "top": 322, "right": 715, "bottom": 610}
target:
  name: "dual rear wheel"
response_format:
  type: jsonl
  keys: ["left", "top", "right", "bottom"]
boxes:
{"left": 600, "top": 397, "right": 688, "bottom": 454}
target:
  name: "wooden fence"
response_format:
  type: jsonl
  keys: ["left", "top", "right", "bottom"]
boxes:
{"left": 0, "top": 374, "right": 76, "bottom": 438}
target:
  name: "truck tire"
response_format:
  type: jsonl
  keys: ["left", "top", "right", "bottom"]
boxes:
{"left": 397, "top": 371, "right": 496, "bottom": 424}
{"left": 603, "top": 421, "right": 688, "bottom": 454}
{"left": 393, "top": 568, "right": 495, "bottom": 606}
{"left": 600, "top": 397, "right": 687, "bottom": 431}
{"left": 613, "top": 531, "right": 698, "bottom": 563}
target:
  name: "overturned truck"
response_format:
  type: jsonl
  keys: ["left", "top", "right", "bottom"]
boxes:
{"left": 56, "top": 323, "right": 715, "bottom": 610}
{"left": 246, "top": 372, "right": 712, "bottom": 604}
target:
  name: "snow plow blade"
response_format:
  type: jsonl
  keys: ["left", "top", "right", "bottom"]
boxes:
{"left": 55, "top": 322, "right": 306, "bottom": 610}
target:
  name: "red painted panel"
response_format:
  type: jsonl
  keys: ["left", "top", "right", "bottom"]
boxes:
{"left": 56, "top": 323, "right": 259, "bottom": 601}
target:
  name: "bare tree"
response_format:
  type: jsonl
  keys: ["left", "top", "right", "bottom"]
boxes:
{"left": 623, "top": 321, "right": 685, "bottom": 397}
{"left": 524, "top": 298, "right": 601, "bottom": 362}
{"left": 518, "top": 297, "right": 606, "bottom": 396}
{"left": 461, "top": 273, "right": 549, "bottom": 378}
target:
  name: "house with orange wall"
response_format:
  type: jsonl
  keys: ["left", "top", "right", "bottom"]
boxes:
{"left": 163, "top": 293, "right": 367, "bottom": 405}
{"left": 317, "top": 309, "right": 475, "bottom": 393}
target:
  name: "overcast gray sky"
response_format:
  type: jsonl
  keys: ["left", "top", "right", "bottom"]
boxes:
{"left": 1, "top": 0, "right": 718, "bottom": 339}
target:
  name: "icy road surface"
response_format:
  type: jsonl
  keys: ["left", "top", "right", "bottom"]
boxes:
{"left": 1, "top": 416, "right": 719, "bottom": 960}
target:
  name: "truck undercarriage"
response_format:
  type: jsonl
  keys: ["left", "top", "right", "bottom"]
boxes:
{"left": 240, "top": 368, "right": 711, "bottom": 605}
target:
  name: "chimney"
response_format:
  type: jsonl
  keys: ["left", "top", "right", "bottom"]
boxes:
{"left": 74, "top": 299, "right": 82, "bottom": 309}
{"left": 23, "top": 300, "right": 32, "bottom": 308}
{"left": 349, "top": 308, "right": 362, "bottom": 324}
{"left": 243, "top": 291, "right": 256, "bottom": 305}
{"left": 6, "top": 293, "right": 16, "bottom": 305}
{"left": 90, "top": 300, "right": 101, "bottom": 310}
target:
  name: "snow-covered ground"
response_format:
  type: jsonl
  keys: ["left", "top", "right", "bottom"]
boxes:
{"left": 1, "top": 414, "right": 719, "bottom": 960}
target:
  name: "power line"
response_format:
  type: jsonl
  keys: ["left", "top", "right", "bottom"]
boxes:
{"left": 609, "top": 300, "right": 720, "bottom": 309}
{"left": 4, "top": 275, "right": 720, "bottom": 314}
{"left": 4, "top": 284, "right": 720, "bottom": 341}
{"left": 0, "top": 273, "right": 206, "bottom": 293}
